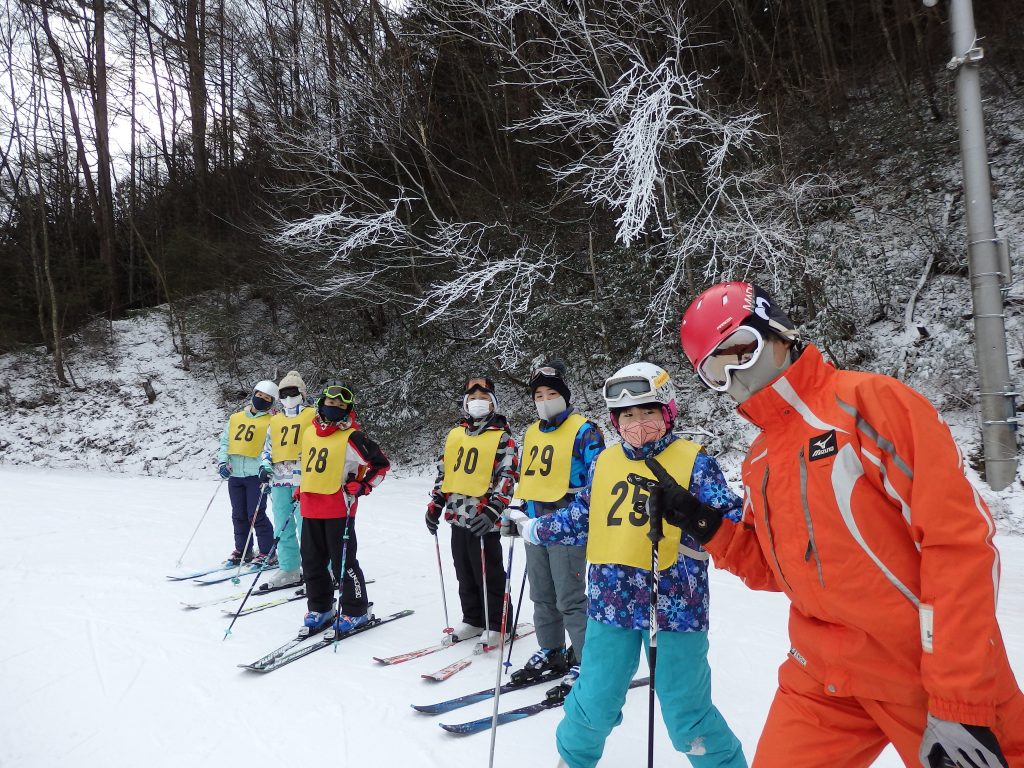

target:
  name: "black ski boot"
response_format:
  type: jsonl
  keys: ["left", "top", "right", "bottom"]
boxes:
{"left": 544, "top": 647, "right": 580, "bottom": 704}
{"left": 510, "top": 646, "right": 569, "bottom": 686}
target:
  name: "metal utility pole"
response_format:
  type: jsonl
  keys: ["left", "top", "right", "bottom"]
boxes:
{"left": 931, "top": 0, "right": 1018, "bottom": 489}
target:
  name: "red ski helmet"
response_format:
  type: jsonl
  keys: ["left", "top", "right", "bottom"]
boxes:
{"left": 679, "top": 282, "right": 800, "bottom": 379}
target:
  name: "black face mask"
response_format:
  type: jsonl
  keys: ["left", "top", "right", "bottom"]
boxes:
{"left": 252, "top": 396, "right": 273, "bottom": 412}
{"left": 319, "top": 403, "right": 348, "bottom": 423}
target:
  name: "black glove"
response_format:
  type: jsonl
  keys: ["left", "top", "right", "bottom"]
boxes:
{"left": 218, "top": 463, "right": 231, "bottom": 480}
{"left": 257, "top": 466, "right": 271, "bottom": 484}
{"left": 425, "top": 502, "right": 442, "bottom": 535}
{"left": 920, "top": 714, "right": 1008, "bottom": 768}
{"left": 629, "top": 457, "right": 723, "bottom": 545}
{"left": 467, "top": 506, "right": 500, "bottom": 537}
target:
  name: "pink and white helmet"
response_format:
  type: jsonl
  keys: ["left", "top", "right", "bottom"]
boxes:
{"left": 602, "top": 362, "right": 678, "bottom": 429}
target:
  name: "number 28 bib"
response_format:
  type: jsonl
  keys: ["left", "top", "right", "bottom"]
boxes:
{"left": 514, "top": 414, "right": 588, "bottom": 503}
{"left": 299, "top": 428, "right": 353, "bottom": 494}
{"left": 227, "top": 411, "right": 271, "bottom": 458}
{"left": 587, "top": 439, "right": 702, "bottom": 571}
{"left": 440, "top": 427, "right": 504, "bottom": 498}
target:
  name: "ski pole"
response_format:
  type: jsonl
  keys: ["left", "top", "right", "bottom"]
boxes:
{"left": 479, "top": 536, "right": 491, "bottom": 649}
{"left": 223, "top": 502, "right": 295, "bottom": 640}
{"left": 230, "top": 482, "right": 271, "bottom": 585}
{"left": 488, "top": 537, "right": 515, "bottom": 767}
{"left": 174, "top": 477, "right": 225, "bottom": 568}
{"left": 503, "top": 563, "right": 528, "bottom": 673}
{"left": 331, "top": 490, "right": 356, "bottom": 653}
{"left": 645, "top": 486, "right": 665, "bottom": 768}
{"left": 433, "top": 531, "right": 455, "bottom": 638}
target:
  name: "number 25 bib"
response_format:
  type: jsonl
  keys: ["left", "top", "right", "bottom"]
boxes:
{"left": 440, "top": 427, "right": 504, "bottom": 498}
{"left": 587, "top": 439, "right": 702, "bottom": 571}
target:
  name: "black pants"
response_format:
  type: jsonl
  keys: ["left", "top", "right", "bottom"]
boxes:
{"left": 450, "top": 525, "right": 511, "bottom": 632}
{"left": 301, "top": 516, "right": 369, "bottom": 615}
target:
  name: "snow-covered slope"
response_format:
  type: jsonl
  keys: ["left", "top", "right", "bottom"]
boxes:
{"left": 2, "top": 467, "right": 1022, "bottom": 767}
{"left": 0, "top": 310, "right": 226, "bottom": 479}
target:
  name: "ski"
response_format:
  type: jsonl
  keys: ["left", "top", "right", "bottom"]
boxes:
{"left": 412, "top": 668, "right": 565, "bottom": 715}
{"left": 238, "top": 619, "right": 336, "bottom": 670}
{"left": 373, "top": 637, "right": 463, "bottom": 665}
{"left": 166, "top": 561, "right": 238, "bottom": 581}
{"left": 181, "top": 581, "right": 303, "bottom": 609}
{"left": 421, "top": 625, "right": 535, "bottom": 682}
{"left": 439, "top": 676, "right": 650, "bottom": 735}
{"left": 220, "top": 590, "right": 306, "bottom": 617}
{"left": 192, "top": 564, "right": 279, "bottom": 586}
{"left": 240, "top": 609, "right": 414, "bottom": 673}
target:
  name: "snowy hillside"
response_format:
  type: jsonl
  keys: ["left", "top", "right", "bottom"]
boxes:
{"left": 2, "top": 467, "right": 1023, "bottom": 767}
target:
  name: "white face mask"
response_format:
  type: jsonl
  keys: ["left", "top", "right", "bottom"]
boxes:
{"left": 535, "top": 395, "right": 567, "bottom": 422}
{"left": 281, "top": 395, "right": 303, "bottom": 410}
{"left": 465, "top": 399, "right": 492, "bottom": 419}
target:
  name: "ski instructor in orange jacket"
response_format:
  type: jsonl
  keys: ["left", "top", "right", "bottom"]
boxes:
{"left": 653, "top": 281, "right": 1023, "bottom": 768}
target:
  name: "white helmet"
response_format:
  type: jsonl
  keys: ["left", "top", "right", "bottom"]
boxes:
{"left": 602, "top": 362, "right": 678, "bottom": 427}
{"left": 253, "top": 380, "right": 279, "bottom": 401}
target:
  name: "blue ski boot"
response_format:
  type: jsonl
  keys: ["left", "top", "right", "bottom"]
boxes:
{"left": 333, "top": 612, "right": 370, "bottom": 634}
{"left": 301, "top": 608, "right": 337, "bottom": 636}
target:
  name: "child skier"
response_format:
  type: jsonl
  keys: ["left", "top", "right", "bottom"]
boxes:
{"left": 509, "top": 360, "right": 603, "bottom": 704}
{"left": 257, "top": 370, "right": 314, "bottom": 589}
{"left": 295, "top": 383, "right": 390, "bottom": 634}
{"left": 425, "top": 375, "right": 517, "bottom": 644}
{"left": 509, "top": 363, "right": 746, "bottom": 768}
{"left": 217, "top": 380, "right": 279, "bottom": 565}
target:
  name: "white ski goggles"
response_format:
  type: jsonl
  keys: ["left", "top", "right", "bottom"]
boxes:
{"left": 697, "top": 325, "right": 765, "bottom": 392}
{"left": 603, "top": 375, "right": 659, "bottom": 403}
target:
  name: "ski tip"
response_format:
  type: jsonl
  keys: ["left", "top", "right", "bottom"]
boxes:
{"left": 438, "top": 723, "right": 474, "bottom": 735}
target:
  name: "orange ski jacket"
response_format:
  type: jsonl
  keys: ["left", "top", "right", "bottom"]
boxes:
{"left": 706, "top": 345, "right": 1020, "bottom": 725}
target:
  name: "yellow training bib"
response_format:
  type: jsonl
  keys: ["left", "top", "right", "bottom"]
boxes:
{"left": 514, "top": 414, "right": 589, "bottom": 503}
{"left": 227, "top": 410, "right": 271, "bottom": 458}
{"left": 299, "top": 427, "right": 353, "bottom": 494}
{"left": 440, "top": 427, "right": 504, "bottom": 498}
{"left": 269, "top": 409, "right": 315, "bottom": 463}
{"left": 587, "top": 439, "right": 702, "bottom": 571}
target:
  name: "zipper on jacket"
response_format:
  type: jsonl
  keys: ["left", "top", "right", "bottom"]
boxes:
{"left": 760, "top": 467, "right": 792, "bottom": 592}
{"left": 798, "top": 448, "right": 825, "bottom": 588}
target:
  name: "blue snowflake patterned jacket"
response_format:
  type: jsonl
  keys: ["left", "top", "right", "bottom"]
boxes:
{"left": 529, "top": 433, "right": 743, "bottom": 633}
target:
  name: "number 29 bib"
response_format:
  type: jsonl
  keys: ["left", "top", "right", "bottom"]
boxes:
{"left": 587, "top": 439, "right": 702, "bottom": 571}
{"left": 227, "top": 411, "right": 271, "bottom": 458}
{"left": 440, "top": 427, "right": 504, "bottom": 498}
{"left": 514, "top": 414, "right": 588, "bottom": 503}
{"left": 299, "top": 428, "right": 353, "bottom": 494}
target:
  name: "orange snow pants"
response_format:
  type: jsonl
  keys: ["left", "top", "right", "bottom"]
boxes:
{"left": 753, "top": 661, "right": 1024, "bottom": 768}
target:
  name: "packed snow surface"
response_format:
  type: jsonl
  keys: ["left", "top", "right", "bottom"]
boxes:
{"left": 2, "top": 467, "right": 1023, "bottom": 767}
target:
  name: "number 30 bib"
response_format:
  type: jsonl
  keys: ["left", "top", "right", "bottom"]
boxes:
{"left": 440, "top": 427, "right": 504, "bottom": 498}
{"left": 299, "top": 428, "right": 353, "bottom": 494}
{"left": 587, "top": 439, "right": 702, "bottom": 571}
{"left": 514, "top": 414, "right": 587, "bottom": 503}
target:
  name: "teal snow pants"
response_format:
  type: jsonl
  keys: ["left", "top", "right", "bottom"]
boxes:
{"left": 556, "top": 620, "right": 747, "bottom": 768}
{"left": 270, "top": 485, "right": 302, "bottom": 573}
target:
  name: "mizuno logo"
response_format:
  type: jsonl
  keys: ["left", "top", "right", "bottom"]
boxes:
{"left": 809, "top": 431, "right": 837, "bottom": 461}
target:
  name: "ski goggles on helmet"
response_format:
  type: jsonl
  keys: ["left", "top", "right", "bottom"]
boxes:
{"left": 321, "top": 384, "right": 355, "bottom": 403}
{"left": 697, "top": 325, "right": 765, "bottom": 392}
{"left": 464, "top": 376, "right": 494, "bottom": 395}
{"left": 603, "top": 375, "right": 659, "bottom": 403}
